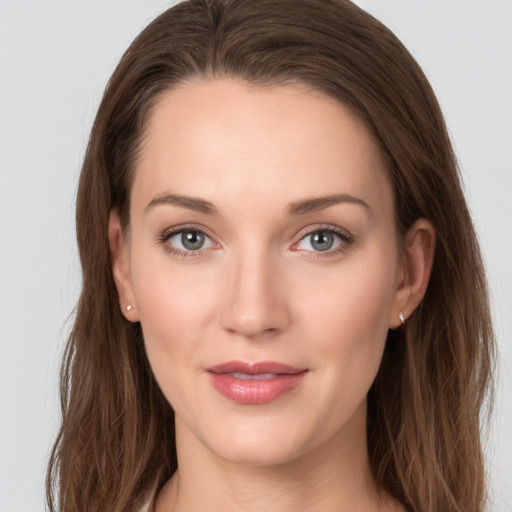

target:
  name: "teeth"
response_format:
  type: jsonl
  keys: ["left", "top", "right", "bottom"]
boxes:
{"left": 230, "top": 372, "right": 278, "bottom": 380}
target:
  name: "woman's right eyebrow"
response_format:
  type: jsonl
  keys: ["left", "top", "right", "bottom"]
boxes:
{"left": 144, "top": 193, "right": 218, "bottom": 215}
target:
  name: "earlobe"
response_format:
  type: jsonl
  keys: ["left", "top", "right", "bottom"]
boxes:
{"left": 389, "top": 219, "right": 436, "bottom": 328}
{"left": 108, "top": 209, "right": 139, "bottom": 322}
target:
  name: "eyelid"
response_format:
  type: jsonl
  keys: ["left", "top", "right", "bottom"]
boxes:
{"left": 290, "top": 224, "right": 355, "bottom": 255}
{"left": 157, "top": 223, "right": 220, "bottom": 258}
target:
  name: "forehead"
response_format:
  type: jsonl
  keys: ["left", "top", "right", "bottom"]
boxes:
{"left": 132, "top": 78, "right": 393, "bottom": 217}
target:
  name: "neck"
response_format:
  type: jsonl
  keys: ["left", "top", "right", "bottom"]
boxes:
{"left": 155, "top": 405, "right": 401, "bottom": 512}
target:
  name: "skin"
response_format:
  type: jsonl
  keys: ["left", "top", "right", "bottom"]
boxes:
{"left": 109, "top": 78, "right": 435, "bottom": 511}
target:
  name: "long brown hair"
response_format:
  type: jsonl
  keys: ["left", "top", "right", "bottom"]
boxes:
{"left": 47, "top": 1, "right": 495, "bottom": 510}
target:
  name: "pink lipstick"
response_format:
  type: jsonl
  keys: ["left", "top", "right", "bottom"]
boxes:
{"left": 205, "top": 361, "right": 308, "bottom": 404}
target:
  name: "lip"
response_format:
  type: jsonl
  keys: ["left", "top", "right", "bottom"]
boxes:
{"left": 205, "top": 360, "right": 308, "bottom": 405}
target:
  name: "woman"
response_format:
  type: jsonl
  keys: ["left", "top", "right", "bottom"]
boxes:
{"left": 46, "top": 0, "right": 495, "bottom": 511}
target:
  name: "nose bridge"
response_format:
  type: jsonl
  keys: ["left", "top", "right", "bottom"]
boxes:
{"left": 220, "top": 242, "right": 289, "bottom": 338}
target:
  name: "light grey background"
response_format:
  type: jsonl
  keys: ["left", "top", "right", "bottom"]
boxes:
{"left": 0, "top": 1, "right": 510, "bottom": 511}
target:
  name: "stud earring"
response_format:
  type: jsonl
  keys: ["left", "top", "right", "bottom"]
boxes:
{"left": 126, "top": 305, "right": 133, "bottom": 312}
{"left": 399, "top": 311, "right": 405, "bottom": 325}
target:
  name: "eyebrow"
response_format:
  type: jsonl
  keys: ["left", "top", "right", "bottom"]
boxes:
{"left": 145, "top": 193, "right": 218, "bottom": 215}
{"left": 287, "top": 193, "right": 371, "bottom": 216}
{"left": 144, "top": 192, "right": 371, "bottom": 216}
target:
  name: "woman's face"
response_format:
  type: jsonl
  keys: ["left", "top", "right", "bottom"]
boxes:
{"left": 115, "top": 78, "right": 407, "bottom": 465}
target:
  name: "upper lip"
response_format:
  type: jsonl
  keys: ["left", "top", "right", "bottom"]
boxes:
{"left": 206, "top": 360, "right": 307, "bottom": 375}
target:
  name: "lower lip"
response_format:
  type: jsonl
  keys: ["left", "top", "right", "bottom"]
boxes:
{"left": 207, "top": 371, "right": 308, "bottom": 404}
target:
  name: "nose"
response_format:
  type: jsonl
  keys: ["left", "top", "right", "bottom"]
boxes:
{"left": 219, "top": 247, "right": 291, "bottom": 339}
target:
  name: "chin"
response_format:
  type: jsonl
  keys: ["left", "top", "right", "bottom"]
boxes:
{"left": 215, "top": 439, "right": 305, "bottom": 467}
{"left": 197, "top": 416, "right": 321, "bottom": 467}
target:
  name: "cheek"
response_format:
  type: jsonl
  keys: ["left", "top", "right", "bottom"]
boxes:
{"left": 299, "top": 253, "right": 395, "bottom": 333}
{"left": 288, "top": 253, "right": 397, "bottom": 437}
{"left": 128, "top": 250, "right": 221, "bottom": 392}
{"left": 293, "top": 245, "right": 398, "bottom": 379}
{"left": 134, "top": 267, "right": 216, "bottom": 339}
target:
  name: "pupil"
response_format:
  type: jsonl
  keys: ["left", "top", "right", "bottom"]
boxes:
{"left": 311, "top": 232, "right": 333, "bottom": 251}
{"left": 182, "top": 231, "right": 204, "bottom": 250}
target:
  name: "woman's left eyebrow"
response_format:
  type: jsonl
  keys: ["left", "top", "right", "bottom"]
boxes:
{"left": 287, "top": 193, "right": 371, "bottom": 216}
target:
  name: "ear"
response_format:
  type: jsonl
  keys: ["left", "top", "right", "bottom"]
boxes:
{"left": 108, "top": 209, "right": 139, "bottom": 322}
{"left": 389, "top": 218, "right": 436, "bottom": 328}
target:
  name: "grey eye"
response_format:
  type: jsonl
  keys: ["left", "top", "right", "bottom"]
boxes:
{"left": 181, "top": 230, "right": 205, "bottom": 250}
{"left": 310, "top": 231, "right": 335, "bottom": 251}
{"left": 297, "top": 230, "right": 343, "bottom": 252}
{"left": 167, "top": 230, "right": 214, "bottom": 251}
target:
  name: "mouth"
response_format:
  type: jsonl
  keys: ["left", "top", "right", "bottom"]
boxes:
{"left": 205, "top": 361, "right": 309, "bottom": 405}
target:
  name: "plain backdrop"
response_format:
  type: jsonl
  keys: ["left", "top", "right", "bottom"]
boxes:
{"left": 0, "top": 1, "right": 510, "bottom": 511}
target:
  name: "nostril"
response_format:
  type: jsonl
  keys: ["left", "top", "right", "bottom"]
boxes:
{"left": 221, "top": 309, "right": 288, "bottom": 339}
{"left": 219, "top": 257, "right": 291, "bottom": 337}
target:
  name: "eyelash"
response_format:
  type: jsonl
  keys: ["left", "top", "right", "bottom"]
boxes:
{"left": 157, "top": 224, "right": 355, "bottom": 260}
{"left": 291, "top": 225, "right": 355, "bottom": 258}
{"left": 157, "top": 224, "right": 217, "bottom": 259}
